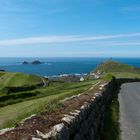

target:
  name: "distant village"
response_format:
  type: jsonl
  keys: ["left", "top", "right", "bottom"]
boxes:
{"left": 48, "top": 70, "right": 102, "bottom": 83}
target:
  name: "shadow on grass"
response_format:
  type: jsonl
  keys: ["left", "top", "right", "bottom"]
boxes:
{"left": 102, "top": 85, "right": 121, "bottom": 140}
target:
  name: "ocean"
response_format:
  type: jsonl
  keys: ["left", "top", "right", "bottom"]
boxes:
{"left": 0, "top": 57, "right": 140, "bottom": 77}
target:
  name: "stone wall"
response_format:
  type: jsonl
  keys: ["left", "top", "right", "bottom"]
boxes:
{"left": 1, "top": 78, "right": 140, "bottom": 140}
{"left": 34, "top": 79, "right": 117, "bottom": 140}
{"left": 34, "top": 78, "right": 140, "bottom": 140}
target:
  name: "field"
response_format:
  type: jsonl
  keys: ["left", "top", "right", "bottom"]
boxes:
{"left": 0, "top": 72, "right": 43, "bottom": 88}
{"left": 0, "top": 78, "right": 97, "bottom": 129}
{"left": 0, "top": 71, "right": 48, "bottom": 106}
{"left": 0, "top": 72, "right": 45, "bottom": 95}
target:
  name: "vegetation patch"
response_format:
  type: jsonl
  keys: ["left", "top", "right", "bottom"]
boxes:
{"left": 102, "top": 89, "right": 120, "bottom": 140}
{"left": 0, "top": 79, "right": 97, "bottom": 129}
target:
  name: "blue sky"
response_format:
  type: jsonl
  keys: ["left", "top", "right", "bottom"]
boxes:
{"left": 0, "top": 0, "right": 140, "bottom": 57}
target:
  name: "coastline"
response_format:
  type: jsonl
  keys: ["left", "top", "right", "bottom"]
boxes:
{"left": 0, "top": 58, "right": 140, "bottom": 77}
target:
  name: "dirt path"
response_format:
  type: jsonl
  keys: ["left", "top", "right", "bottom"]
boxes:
{"left": 41, "top": 77, "right": 47, "bottom": 87}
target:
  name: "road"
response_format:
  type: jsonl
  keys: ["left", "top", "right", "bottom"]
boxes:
{"left": 119, "top": 82, "right": 140, "bottom": 140}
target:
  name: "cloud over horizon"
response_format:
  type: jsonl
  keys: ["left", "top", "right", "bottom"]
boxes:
{"left": 0, "top": 32, "right": 140, "bottom": 46}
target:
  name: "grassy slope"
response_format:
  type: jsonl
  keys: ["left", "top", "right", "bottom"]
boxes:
{"left": 0, "top": 72, "right": 44, "bottom": 94}
{"left": 0, "top": 79, "right": 97, "bottom": 129}
{"left": 0, "top": 79, "right": 94, "bottom": 107}
{"left": 93, "top": 60, "right": 140, "bottom": 78}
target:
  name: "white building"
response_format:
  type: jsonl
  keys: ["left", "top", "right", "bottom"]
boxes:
{"left": 80, "top": 77, "right": 84, "bottom": 82}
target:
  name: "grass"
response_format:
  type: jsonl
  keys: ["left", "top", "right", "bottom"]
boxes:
{"left": 0, "top": 72, "right": 44, "bottom": 92}
{"left": 109, "top": 72, "right": 140, "bottom": 79}
{"left": 0, "top": 71, "right": 47, "bottom": 107}
{"left": 103, "top": 91, "right": 120, "bottom": 140}
{"left": 0, "top": 71, "right": 47, "bottom": 100}
{"left": 102, "top": 73, "right": 115, "bottom": 81}
{"left": 5, "top": 73, "right": 42, "bottom": 87}
{"left": 0, "top": 79, "right": 95, "bottom": 107}
{"left": 0, "top": 79, "right": 97, "bottom": 129}
{"left": 94, "top": 60, "right": 140, "bottom": 74}
{"left": 91, "top": 60, "right": 140, "bottom": 79}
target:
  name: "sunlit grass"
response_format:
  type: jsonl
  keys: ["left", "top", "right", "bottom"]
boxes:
{"left": 0, "top": 80, "right": 97, "bottom": 129}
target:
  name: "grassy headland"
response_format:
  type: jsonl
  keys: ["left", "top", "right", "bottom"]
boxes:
{"left": 93, "top": 60, "right": 140, "bottom": 79}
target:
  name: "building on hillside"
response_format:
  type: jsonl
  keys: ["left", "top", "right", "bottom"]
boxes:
{"left": 80, "top": 77, "right": 84, "bottom": 82}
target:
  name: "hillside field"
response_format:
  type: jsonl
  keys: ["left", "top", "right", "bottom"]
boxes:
{"left": 0, "top": 79, "right": 97, "bottom": 129}
{"left": 0, "top": 72, "right": 44, "bottom": 92}
{"left": 0, "top": 60, "right": 140, "bottom": 129}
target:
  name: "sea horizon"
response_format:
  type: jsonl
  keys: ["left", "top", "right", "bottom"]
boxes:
{"left": 0, "top": 57, "right": 140, "bottom": 77}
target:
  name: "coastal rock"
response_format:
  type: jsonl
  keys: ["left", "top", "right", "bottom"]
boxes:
{"left": 0, "top": 69, "right": 5, "bottom": 72}
{"left": 32, "top": 60, "right": 43, "bottom": 65}
{"left": 22, "top": 60, "right": 44, "bottom": 65}
{"left": 22, "top": 61, "right": 29, "bottom": 64}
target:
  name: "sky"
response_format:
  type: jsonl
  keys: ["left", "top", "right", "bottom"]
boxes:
{"left": 0, "top": 0, "right": 140, "bottom": 57}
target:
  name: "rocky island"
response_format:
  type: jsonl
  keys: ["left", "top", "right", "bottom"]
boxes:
{"left": 22, "top": 61, "right": 29, "bottom": 64}
{"left": 32, "top": 60, "right": 43, "bottom": 65}
{"left": 22, "top": 60, "right": 44, "bottom": 65}
{"left": 0, "top": 69, "right": 5, "bottom": 72}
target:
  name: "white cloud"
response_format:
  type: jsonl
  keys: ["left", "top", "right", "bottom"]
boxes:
{"left": 80, "top": 41, "right": 140, "bottom": 47}
{"left": 0, "top": 32, "right": 140, "bottom": 46}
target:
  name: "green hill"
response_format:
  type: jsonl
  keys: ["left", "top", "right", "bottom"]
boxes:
{"left": 0, "top": 71, "right": 44, "bottom": 95}
{"left": 93, "top": 60, "right": 140, "bottom": 79}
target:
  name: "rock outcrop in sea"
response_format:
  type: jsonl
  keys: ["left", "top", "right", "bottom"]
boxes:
{"left": 22, "top": 60, "right": 44, "bottom": 65}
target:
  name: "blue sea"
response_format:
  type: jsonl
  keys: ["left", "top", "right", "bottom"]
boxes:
{"left": 0, "top": 57, "right": 140, "bottom": 77}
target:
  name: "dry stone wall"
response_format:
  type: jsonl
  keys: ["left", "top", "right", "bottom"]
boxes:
{"left": 1, "top": 78, "right": 139, "bottom": 140}
{"left": 34, "top": 79, "right": 117, "bottom": 140}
